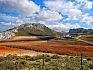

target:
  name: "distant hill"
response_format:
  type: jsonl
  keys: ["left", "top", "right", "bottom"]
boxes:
{"left": 69, "top": 28, "right": 93, "bottom": 34}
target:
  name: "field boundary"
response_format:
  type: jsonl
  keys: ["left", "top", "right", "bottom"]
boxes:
{"left": 76, "top": 36, "right": 93, "bottom": 45}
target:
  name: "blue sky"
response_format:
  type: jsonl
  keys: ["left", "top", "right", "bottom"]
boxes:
{"left": 0, "top": 0, "right": 93, "bottom": 32}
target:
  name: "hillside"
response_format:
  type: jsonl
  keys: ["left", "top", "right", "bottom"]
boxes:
{"left": 15, "top": 23, "right": 62, "bottom": 37}
{"left": 0, "top": 23, "right": 62, "bottom": 40}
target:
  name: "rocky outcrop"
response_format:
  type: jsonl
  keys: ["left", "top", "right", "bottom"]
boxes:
{"left": 0, "top": 29, "right": 17, "bottom": 40}
{"left": 0, "top": 31, "right": 14, "bottom": 40}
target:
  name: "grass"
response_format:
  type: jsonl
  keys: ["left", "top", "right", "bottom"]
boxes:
{"left": 0, "top": 54, "right": 93, "bottom": 70}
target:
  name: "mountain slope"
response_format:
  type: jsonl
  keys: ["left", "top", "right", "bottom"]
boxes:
{"left": 15, "top": 23, "right": 62, "bottom": 37}
{"left": 0, "top": 23, "right": 62, "bottom": 40}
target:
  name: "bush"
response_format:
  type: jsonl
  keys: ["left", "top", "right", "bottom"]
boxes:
{"left": 51, "top": 55, "right": 61, "bottom": 59}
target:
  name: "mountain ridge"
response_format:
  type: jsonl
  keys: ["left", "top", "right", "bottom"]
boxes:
{"left": 0, "top": 23, "right": 62, "bottom": 40}
{"left": 69, "top": 28, "right": 93, "bottom": 34}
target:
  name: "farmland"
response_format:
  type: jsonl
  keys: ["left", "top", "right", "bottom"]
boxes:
{"left": 79, "top": 35, "right": 93, "bottom": 43}
{"left": 0, "top": 46, "right": 41, "bottom": 56}
{"left": 0, "top": 36, "right": 93, "bottom": 70}
{"left": 0, "top": 36, "right": 93, "bottom": 56}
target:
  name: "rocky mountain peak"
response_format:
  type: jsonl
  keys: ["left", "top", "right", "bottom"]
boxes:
{"left": 19, "top": 23, "right": 45, "bottom": 28}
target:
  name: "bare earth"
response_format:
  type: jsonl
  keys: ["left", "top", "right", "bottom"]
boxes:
{"left": 0, "top": 36, "right": 93, "bottom": 56}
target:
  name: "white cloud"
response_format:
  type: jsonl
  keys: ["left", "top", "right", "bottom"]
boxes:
{"left": 44, "top": 0, "right": 93, "bottom": 21}
{"left": 76, "top": 0, "right": 88, "bottom": 3}
{"left": 63, "top": 9, "right": 82, "bottom": 20}
{"left": 48, "top": 23, "right": 81, "bottom": 32}
{"left": 0, "top": 0, "right": 40, "bottom": 16}
{"left": 44, "top": 0, "right": 82, "bottom": 20}
{"left": 75, "top": 0, "right": 93, "bottom": 9}
{"left": 81, "top": 14, "right": 93, "bottom": 25}
{"left": 0, "top": 13, "right": 34, "bottom": 26}
{"left": 38, "top": 10, "right": 63, "bottom": 21}
{"left": 44, "top": 0, "right": 93, "bottom": 29}
{"left": 44, "top": 0, "right": 75, "bottom": 12}
{"left": 0, "top": 0, "right": 63, "bottom": 22}
{"left": 0, "top": 14, "right": 19, "bottom": 22}
{"left": 83, "top": 1, "right": 93, "bottom": 9}
{"left": 0, "top": 0, "right": 93, "bottom": 32}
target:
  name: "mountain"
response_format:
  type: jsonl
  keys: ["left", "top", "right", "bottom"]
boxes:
{"left": 69, "top": 28, "right": 93, "bottom": 34}
{"left": 0, "top": 23, "right": 62, "bottom": 40}
{"left": 15, "top": 23, "right": 62, "bottom": 36}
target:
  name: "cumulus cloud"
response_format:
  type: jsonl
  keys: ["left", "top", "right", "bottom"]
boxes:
{"left": 76, "top": 0, "right": 88, "bottom": 3}
{"left": 0, "top": 13, "right": 34, "bottom": 26}
{"left": 0, "top": 0, "right": 63, "bottom": 21}
{"left": 63, "top": 9, "right": 82, "bottom": 20}
{"left": 35, "top": 20, "right": 80, "bottom": 32}
{"left": 44, "top": 0, "right": 75, "bottom": 12}
{"left": 38, "top": 9, "right": 63, "bottom": 21}
{"left": 0, "top": 0, "right": 40, "bottom": 16}
{"left": 43, "top": 0, "right": 93, "bottom": 31}
{"left": 48, "top": 23, "right": 81, "bottom": 32}
{"left": 44, "top": 0, "right": 93, "bottom": 20}
{"left": 0, "top": 0, "right": 93, "bottom": 32}
{"left": 81, "top": 14, "right": 93, "bottom": 25}
{"left": 83, "top": 1, "right": 93, "bottom": 9}
{"left": 0, "top": 13, "right": 20, "bottom": 22}
{"left": 44, "top": 0, "right": 82, "bottom": 20}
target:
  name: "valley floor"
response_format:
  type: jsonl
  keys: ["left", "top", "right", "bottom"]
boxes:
{"left": 0, "top": 36, "right": 93, "bottom": 70}
{"left": 0, "top": 36, "right": 93, "bottom": 56}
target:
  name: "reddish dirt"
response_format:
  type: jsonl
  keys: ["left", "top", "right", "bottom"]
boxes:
{"left": 0, "top": 46, "right": 36, "bottom": 56}
{"left": 0, "top": 39, "right": 93, "bottom": 56}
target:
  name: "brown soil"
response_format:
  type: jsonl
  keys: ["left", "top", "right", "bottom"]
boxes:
{"left": 0, "top": 38, "right": 93, "bottom": 56}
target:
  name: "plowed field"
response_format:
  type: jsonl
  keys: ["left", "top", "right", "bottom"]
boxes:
{"left": 0, "top": 38, "right": 93, "bottom": 56}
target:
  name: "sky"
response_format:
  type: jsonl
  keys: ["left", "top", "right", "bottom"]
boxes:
{"left": 0, "top": 0, "right": 93, "bottom": 32}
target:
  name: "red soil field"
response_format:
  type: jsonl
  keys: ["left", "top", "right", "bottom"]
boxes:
{"left": 0, "top": 39, "right": 93, "bottom": 56}
{"left": 0, "top": 46, "right": 37, "bottom": 56}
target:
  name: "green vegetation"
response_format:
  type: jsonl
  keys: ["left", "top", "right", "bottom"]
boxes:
{"left": 15, "top": 24, "right": 63, "bottom": 37}
{"left": 0, "top": 54, "right": 93, "bottom": 70}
